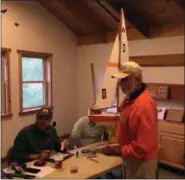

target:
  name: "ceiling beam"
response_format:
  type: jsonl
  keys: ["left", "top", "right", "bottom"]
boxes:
{"left": 172, "top": 0, "right": 185, "bottom": 10}
{"left": 104, "top": 0, "right": 150, "bottom": 38}
{"left": 77, "top": 23, "right": 184, "bottom": 46}
{"left": 40, "top": 1, "right": 90, "bottom": 35}
{"left": 56, "top": 0, "right": 108, "bottom": 42}
{"left": 150, "top": 23, "right": 184, "bottom": 38}
{"left": 84, "top": 1, "right": 119, "bottom": 32}
{"left": 77, "top": 29, "right": 146, "bottom": 46}
{"left": 96, "top": 0, "right": 133, "bottom": 30}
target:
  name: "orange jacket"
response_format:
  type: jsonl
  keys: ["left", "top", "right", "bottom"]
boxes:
{"left": 116, "top": 88, "right": 158, "bottom": 160}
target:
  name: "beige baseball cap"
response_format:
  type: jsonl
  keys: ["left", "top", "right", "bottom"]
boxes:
{"left": 111, "top": 61, "right": 142, "bottom": 79}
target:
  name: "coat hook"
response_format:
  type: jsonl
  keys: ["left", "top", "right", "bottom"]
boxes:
{"left": 14, "top": 22, "right": 19, "bottom": 27}
{"left": 1, "top": 9, "right": 7, "bottom": 13}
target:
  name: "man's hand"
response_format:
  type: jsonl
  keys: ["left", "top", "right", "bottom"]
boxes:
{"left": 28, "top": 154, "right": 40, "bottom": 160}
{"left": 95, "top": 144, "right": 121, "bottom": 156}
{"left": 40, "top": 150, "right": 52, "bottom": 160}
{"left": 61, "top": 139, "right": 69, "bottom": 150}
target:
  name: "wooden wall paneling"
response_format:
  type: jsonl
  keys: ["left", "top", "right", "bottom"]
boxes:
{"left": 130, "top": 54, "right": 184, "bottom": 67}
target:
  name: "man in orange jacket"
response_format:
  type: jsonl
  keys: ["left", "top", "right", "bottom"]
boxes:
{"left": 96, "top": 61, "right": 158, "bottom": 179}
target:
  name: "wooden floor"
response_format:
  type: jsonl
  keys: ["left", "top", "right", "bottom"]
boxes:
{"left": 159, "top": 168, "right": 184, "bottom": 179}
{"left": 158, "top": 164, "right": 184, "bottom": 179}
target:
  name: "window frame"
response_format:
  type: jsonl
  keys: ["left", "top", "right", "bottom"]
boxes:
{"left": 17, "top": 50, "right": 53, "bottom": 115}
{"left": 1, "top": 47, "right": 12, "bottom": 118}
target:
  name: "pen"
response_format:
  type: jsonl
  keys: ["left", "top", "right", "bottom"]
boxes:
{"left": 88, "top": 158, "right": 99, "bottom": 163}
{"left": 86, "top": 155, "right": 97, "bottom": 158}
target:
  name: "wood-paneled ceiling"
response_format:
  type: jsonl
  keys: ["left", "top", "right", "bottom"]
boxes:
{"left": 40, "top": 0, "right": 184, "bottom": 45}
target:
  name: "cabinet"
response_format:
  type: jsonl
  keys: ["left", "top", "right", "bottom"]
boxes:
{"left": 158, "top": 120, "right": 184, "bottom": 170}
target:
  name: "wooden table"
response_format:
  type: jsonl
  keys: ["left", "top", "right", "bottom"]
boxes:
{"left": 27, "top": 142, "right": 123, "bottom": 179}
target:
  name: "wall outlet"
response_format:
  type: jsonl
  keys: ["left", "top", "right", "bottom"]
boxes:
{"left": 52, "top": 121, "right": 56, "bottom": 127}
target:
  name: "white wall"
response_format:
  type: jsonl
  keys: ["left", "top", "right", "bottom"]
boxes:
{"left": 129, "top": 36, "right": 184, "bottom": 84}
{"left": 77, "top": 36, "right": 184, "bottom": 118}
{"left": 1, "top": 1, "right": 77, "bottom": 157}
{"left": 1, "top": 1, "right": 184, "bottom": 158}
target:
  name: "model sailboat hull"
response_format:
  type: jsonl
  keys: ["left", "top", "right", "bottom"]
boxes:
{"left": 89, "top": 8, "right": 128, "bottom": 125}
{"left": 89, "top": 113, "right": 120, "bottom": 125}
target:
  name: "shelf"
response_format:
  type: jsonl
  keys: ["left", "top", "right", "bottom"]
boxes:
{"left": 147, "top": 83, "right": 184, "bottom": 102}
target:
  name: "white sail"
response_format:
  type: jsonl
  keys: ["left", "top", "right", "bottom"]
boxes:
{"left": 90, "top": 9, "right": 129, "bottom": 124}
{"left": 95, "top": 8, "right": 128, "bottom": 110}
{"left": 95, "top": 34, "right": 119, "bottom": 109}
{"left": 120, "top": 8, "right": 129, "bottom": 65}
{"left": 116, "top": 9, "right": 129, "bottom": 107}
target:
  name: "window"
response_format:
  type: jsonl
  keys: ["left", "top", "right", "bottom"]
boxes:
{"left": 1, "top": 48, "right": 12, "bottom": 117}
{"left": 18, "top": 50, "right": 52, "bottom": 114}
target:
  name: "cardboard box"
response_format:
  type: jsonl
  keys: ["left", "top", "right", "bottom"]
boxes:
{"left": 166, "top": 109, "right": 184, "bottom": 122}
{"left": 147, "top": 84, "right": 169, "bottom": 99}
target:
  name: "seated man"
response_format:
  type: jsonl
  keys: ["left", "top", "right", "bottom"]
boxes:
{"left": 9, "top": 107, "right": 65, "bottom": 164}
{"left": 70, "top": 105, "right": 106, "bottom": 148}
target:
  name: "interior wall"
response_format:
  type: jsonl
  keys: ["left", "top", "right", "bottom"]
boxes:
{"left": 1, "top": 1, "right": 184, "bottom": 158}
{"left": 77, "top": 36, "right": 184, "bottom": 118}
{"left": 1, "top": 1, "right": 77, "bottom": 157}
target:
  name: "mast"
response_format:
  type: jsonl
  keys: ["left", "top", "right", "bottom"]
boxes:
{"left": 116, "top": 8, "right": 123, "bottom": 111}
{"left": 90, "top": 62, "right": 96, "bottom": 104}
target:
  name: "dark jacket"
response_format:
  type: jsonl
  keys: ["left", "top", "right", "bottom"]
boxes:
{"left": 10, "top": 124, "right": 60, "bottom": 164}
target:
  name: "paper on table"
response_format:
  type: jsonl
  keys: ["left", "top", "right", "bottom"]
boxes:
{"left": 50, "top": 152, "right": 64, "bottom": 161}
{"left": 27, "top": 166, "right": 55, "bottom": 178}
{"left": 3, "top": 167, "right": 15, "bottom": 174}
{"left": 157, "top": 107, "right": 166, "bottom": 120}
{"left": 3, "top": 166, "right": 55, "bottom": 178}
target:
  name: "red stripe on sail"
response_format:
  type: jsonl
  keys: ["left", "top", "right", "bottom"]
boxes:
{"left": 108, "top": 63, "right": 119, "bottom": 67}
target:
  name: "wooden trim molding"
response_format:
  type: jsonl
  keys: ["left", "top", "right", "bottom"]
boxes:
{"left": 130, "top": 54, "right": 184, "bottom": 67}
{"left": 1, "top": 47, "right": 11, "bottom": 53}
{"left": 18, "top": 50, "right": 53, "bottom": 114}
{"left": 1, "top": 113, "right": 13, "bottom": 118}
{"left": 19, "top": 106, "right": 53, "bottom": 116}
{"left": 1, "top": 47, "right": 12, "bottom": 117}
{"left": 18, "top": 51, "right": 23, "bottom": 112}
{"left": 19, "top": 107, "right": 43, "bottom": 115}
{"left": 17, "top": 49, "right": 53, "bottom": 58}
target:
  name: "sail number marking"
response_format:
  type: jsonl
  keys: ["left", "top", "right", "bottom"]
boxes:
{"left": 102, "top": 89, "right": 107, "bottom": 99}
